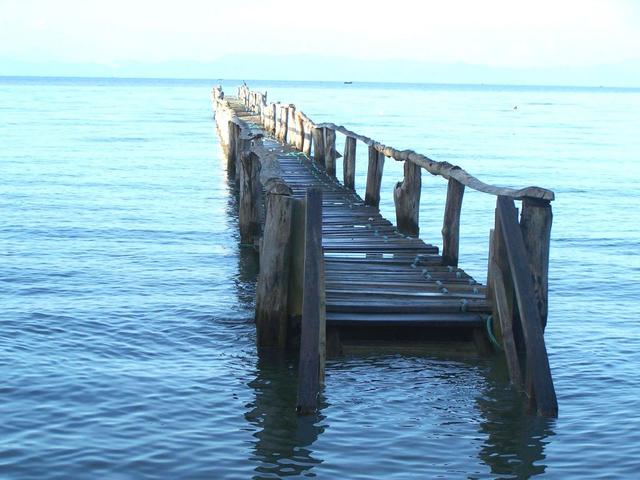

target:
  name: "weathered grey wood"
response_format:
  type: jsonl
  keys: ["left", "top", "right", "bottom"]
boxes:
{"left": 296, "top": 111, "right": 305, "bottom": 151}
{"left": 255, "top": 184, "right": 294, "bottom": 350}
{"left": 287, "top": 198, "right": 306, "bottom": 325}
{"left": 394, "top": 160, "right": 421, "bottom": 237}
{"left": 227, "top": 120, "right": 238, "bottom": 177}
{"left": 497, "top": 196, "right": 557, "bottom": 417}
{"left": 365, "top": 146, "right": 385, "bottom": 207}
{"left": 319, "top": 251, "right": 326, "bottom": 386}
{"left": 343, "top": 136, "right": 356, "bottom": 190}
{"left": 287, "top": 105, "right": 297, "bottom": 146}
{"left": 297, "top": 188, "right": 324, "bottom": 414}
{"left": 239, "top": 152, "right": 262, "bottom": 245}
{"left": 490, "top": 259, "right": 523, "bottom": 388}
{"left": 520, "top": 198, "right": 552, "bottom": 330}
{"left": 280, "top": 106, "right": 289, "bottom": 143}
{"left": 312, "top": 127, "right": 325, "bottom": 166}
{"left": 302, "top": 121, "right": 312, "bottom": 156}
{"left": 442, "top": 178, "right": 465, "bottom": 266}
{"left": 324, "top": 128, "right": 337, "bottom": 177}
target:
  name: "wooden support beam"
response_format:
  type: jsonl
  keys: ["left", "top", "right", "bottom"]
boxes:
{"left": 287, "top": 197, "right": 306, "bottom": 338}
{"left": 520, "top": 198, "right": 552, "bottom": 330}
{"left": 312, "top": 127, "right": 325, "bottom": 166}
{"left": 297, "top": 188, "right": 324, "bottom": 414}
{"left": 324, "top": 128, "right": 337, "bottom": 177}
{"left": 239, "top": 152, "right": 262, "bottom": 245}
{"left": 343, "top": 136, "right": 356, "bottom": 190}
{"left": 255, "top": 181, "right": 294, "bottom": 350}
{"left": 393, "top": 160, "right": 421, "bottom": 237}
{"left": 442, "top": 178, "right": 465, "bottom": 266}
{"left": 365, "top": 146, "right": 385, "bottom": 207}
{"left": 287, "top": 105, "right": 297, "bottom": 147}
{"left": 497, "top": 196, "right": 558, "bottom": 417}
{"left": 296, "top": 111, "right": 305, "bottom": 151}
{"left": 280, "top": 106, "right": 289, "bottom": 143}
{"left": 302, "top": 121, "right": 312, "bottom": 156}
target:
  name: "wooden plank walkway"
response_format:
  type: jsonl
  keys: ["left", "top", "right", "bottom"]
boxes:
{"left": 230, "top": 98, "right": 492, "bottom": 332}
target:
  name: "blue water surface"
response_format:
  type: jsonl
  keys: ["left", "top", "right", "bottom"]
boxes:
{"left": 1, "top": 76, "right": 640, "bottom": 479}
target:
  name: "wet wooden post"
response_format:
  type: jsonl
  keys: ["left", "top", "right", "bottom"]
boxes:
{"left": 497, "top": 196, "right": 557, "bottom": 418}
{"left": 442, "top": 178, "right": 465, "bottom": 266}
{"left": 393, "top": 160, "right": 421, "bottom": 236}
{"left": 255, "top": 180, "right": 294, "bottom": 350}
{"left": 297, "top": 187, "right": 324, "bottom": 414}
{"left": 239, "top": 151, "right": 262, "bottom": 245}
{"left": 312, "top": 127, "right": 325, "bottom": 166}
{"left": 520, "top": 198, "right": 552, "bottom": 330}
{"left": 324, "top": 128, "right": 337, "bottom": 177}
{"left": 365, "top": 146, "right": 385, "bottom": 207}
{"left": 343, "top": 136, "right": 356, "bottom": 190}
{"left": 287, "top": 198, "right": 306, "bottom": 341}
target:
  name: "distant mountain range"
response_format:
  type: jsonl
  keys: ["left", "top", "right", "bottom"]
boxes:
{"left": 2, "top": 54, "right": 639, "bottom": 88}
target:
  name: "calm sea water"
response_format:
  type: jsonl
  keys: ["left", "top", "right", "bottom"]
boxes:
{"left": 1, "top": 76, "right": 639, "bottom": 479}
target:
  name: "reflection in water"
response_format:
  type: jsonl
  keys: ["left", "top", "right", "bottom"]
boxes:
{"left": 245, "top": 353, "right": 325, "bottom": 479}
{"left": 477, "top": 359, "right": 556, "bottom": 477}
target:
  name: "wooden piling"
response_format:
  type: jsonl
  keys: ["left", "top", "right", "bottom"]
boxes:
{"left": 520, "top": 198, "right": 552, "bottom": 330}
{"left": 227, "top": 120, "right": 238, "bottom": 177}
{"left": 393, "top": 160, "right": 421, "bottom": 237}
{"left": 324, "top": 128, "right": 337, "bottom": 177}
{"left": 239, "top": 152, "right": 262, "bottom": 245}
{"left": 297, "top": 188, "right": 324, "bottom": 414}
{"left": 255, "top": 181, "right": 294, "bottom": 350}
{"left": 365, "top": 146, "right": 385, "bottom": 207}
{"left": 302, "top": 121, "right": 312, "bottom": 156}
{"left": 312, "top": 127, "right": 325, "bottom": 166}
{"left": 442, "top": 178, "right": 465, "bottom": 266}
{"left": 496, "top": 196, "right": 558, "bottom": 417}
{"left": 343, "top": 136, "right": 356, "bottom": 190}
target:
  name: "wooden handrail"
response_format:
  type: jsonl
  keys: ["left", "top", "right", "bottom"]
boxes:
{"left": 240, "top": 84, "right": 554, "bottom": 201}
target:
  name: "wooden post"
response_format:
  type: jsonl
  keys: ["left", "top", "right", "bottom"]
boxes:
{"left": 365, "top": 146, "right": 385, "bottom": 207}
{"left": 441, "top": 178, "right": 465, "bottom": 266}
{"left": 497, "top": 196, "right": 558, "bottom": 418}
{"left": 296, "top": 111, "right": 305, "bottom": 151}
{"left": 239, "top": 152, "right": 262, "bottom": 245}
{"left": 324, "top": 128, "right": 337, "bottom": 177}
{"left": 393, "top": 160, "right": 421, "bottom": 237}
{"left": 520, "top": 198, "right": 552, "bottom": 330}
{"left": 287, "top": 105, "right": 296, "bottom": 146}
{"left": 227, "top": 120, "right": 237, "bottom": 177}
{"left": 280, "top": 106, "right": 289, "bottom": 143}
{"left": 312, "top": 127, "right": 325, "bottom": 166}
{"left": 287, "top": 197, "right": 306, "bottom": 339}
{"left": 302, "top": 121, "right": 312, "bottom": 156}
{"left": 255, "top": 181, "right": 294, "bottom": 350}
{"left": 297, "top": 188, "right": 324, "bottom": 414}
{"left": 343, "top": 136, "right": 356, "bottom": 190}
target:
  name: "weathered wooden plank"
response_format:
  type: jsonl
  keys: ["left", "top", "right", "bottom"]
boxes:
{"left": 326, "top": 312, "right": 483, "bottom": 327}
{"left": 442, "top": 178, "right": 465, "bottom": 266}
{"left": 520, "top": 198, "right": 552, "bottom": 330}
{"left": 365, "top": 146, "right": 385, "bottom": 207}
{"left": 297, "top": 188, "right": 324, "bottom": 414}
{"left": 343, "top": 136, "right": 357, "bottom": 190}
{"left": 394, "top": 160, "right": 422, "bottom": 237}
{"left": 239, "top": 152, "right": 262, "bottom": 245}
{"left": 497, "top": 196, "right": 557, "bottom": 417}
{"left": 490, "top": 259, "right": 523, "bottom": 388}
{"left": 255, "top": 184, "right": 294, "bottom": 350}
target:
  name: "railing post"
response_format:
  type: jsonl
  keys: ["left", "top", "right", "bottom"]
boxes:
{"left": 255, "top": 181, "right": 294, "bottom": 350}
{"left": 520, "top": 198, "right": 552, "bottom": 330}
{"left": 280, "top": 106, "right": 289, "bottom": 143}
{"left": 441, "top": 178, "right": 465, "bottom": 265}
{"left": 365, "top": 146, "right": 385, "bottom": 207}
{"left": 287, "top": 105, "right": 296, "bottom": 146}
{"left": 239, "top": 151, "right": 262, "bottom": 245}
{"left": 324, "top": 128, "right": 337, "bottom": 177}
{"left": 302, "top": 120, "right": 312, "bottom": 156}
{"left": 393, "top": 160, "right": 421, "bottom": 237}
{"left": 297, "top": 188, "right": 324, "bottom": 415}
{"left": 312, "top": 127, "right": 325, "bottom": 166}
{"left": 296, "top": 111, "right": 305, "bottom": 151}
{"left": 343, "top": 136, "right": 356, "bottom": 190}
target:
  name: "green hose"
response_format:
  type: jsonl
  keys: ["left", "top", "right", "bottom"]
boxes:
{"left": 485, "top": 315, "right": 504, "bottom": 351}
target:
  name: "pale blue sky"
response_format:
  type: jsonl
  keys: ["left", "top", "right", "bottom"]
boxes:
{"left": 1, "top": 0, "right": 639, "bottom": 84}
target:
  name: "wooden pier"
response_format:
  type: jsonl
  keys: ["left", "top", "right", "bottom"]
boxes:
{"left": 212, "top": 83, "right": 558, "bottom": 418}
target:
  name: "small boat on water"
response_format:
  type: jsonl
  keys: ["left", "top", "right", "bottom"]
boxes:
{"left": 344, "top": 81, "right": 353, "bottom": 84}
